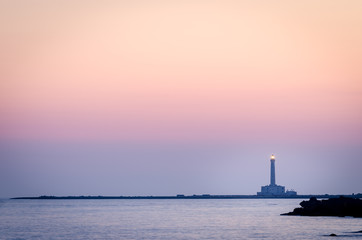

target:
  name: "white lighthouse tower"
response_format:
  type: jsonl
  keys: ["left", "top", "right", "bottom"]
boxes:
{"left": 257, "top": 154, "right": 294, "bottom": 196}
{"left": 270, "top": 154, "right": 276, "bottom": 186}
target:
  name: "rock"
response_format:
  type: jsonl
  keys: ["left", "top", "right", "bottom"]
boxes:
{"left": 281, "top": 196, "right": 362, "bottom": 217}
{"left": 329, "top": 233, "right": 337, "bottom": 236}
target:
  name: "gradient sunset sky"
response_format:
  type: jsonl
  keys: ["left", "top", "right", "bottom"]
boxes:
{"left": 1, "top": 0, "right": 361, "bottom": 197}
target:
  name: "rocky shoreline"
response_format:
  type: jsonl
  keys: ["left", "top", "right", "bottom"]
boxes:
{"left": 282, "top": 196, "right": 362, "bottom": 218}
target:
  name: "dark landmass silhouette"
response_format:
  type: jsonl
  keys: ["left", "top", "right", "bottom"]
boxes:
{"left": 12, "top": 193, "right": 362, "bottom": 200}
{"left": 282, "top": 196, "right": 362, "bottom": 218}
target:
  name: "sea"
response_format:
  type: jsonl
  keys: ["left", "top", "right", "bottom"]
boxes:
{"left": 0, "top": 198, "right": 361, "bottom": 240}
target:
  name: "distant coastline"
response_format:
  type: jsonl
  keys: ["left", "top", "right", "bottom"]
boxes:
{"left": 11, "top": 194, "right": 362, "bottom": 200}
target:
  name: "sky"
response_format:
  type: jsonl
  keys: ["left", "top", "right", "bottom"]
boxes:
{"left": 0, "top": 0, "right": 361, "bottom": 197}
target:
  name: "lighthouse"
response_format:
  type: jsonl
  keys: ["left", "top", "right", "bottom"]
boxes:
{"left": 257, "top": 154, "right": 297, "bottom": 196}
{"left": 270, "top": 154, "right": 276, "bottom": 186}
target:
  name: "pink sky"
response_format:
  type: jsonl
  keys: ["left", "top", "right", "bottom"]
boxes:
{"left": 1, "top": 1, "right": 361, "bottom": 144}
{"left": 1, "top": 1, "right": 362, "bottom": 197}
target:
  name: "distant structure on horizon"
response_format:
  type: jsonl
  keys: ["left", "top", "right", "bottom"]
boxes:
{"left": 257, "top": 154, "right": 297, "bottom": 196}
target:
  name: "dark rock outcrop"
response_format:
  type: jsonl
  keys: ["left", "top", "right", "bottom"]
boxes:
{"left": 282, "top": 196, "right": 362, "bottom": 217}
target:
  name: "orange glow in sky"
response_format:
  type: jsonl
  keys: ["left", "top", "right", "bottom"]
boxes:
{"left": 1, "top": 0, "right": 361, "bottom": 144}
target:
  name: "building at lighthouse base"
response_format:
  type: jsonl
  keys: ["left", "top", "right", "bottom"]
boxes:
{"left": 257, "top": 184, "right": 285, "bottom": 196}
{"left": 257, "top": 185, "right": 297, "bottom": 196}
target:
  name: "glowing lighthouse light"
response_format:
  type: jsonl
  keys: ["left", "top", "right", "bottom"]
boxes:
{"left": 271, "top": 154, "right": 275, "bottom": 160}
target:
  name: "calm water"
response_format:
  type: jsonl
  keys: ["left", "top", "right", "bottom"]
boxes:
{"left": 0, "top": 198, "right": 361, "bottom": 240}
